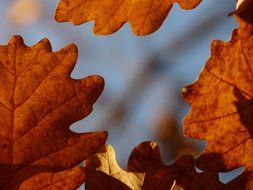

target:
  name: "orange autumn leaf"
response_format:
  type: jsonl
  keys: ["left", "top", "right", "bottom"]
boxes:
{"left": 85, "top": 142, "right": 224, "bottom": 190}
{"left": 182, "top": 17, "right": 253, "bottom": 188}
{"left": 54, "top": 0, "right": 201, "bottom": 36}
{"left": 20, "top": 166, "right": 84, "bottom": 190}
{"left": 0, "top": 36, "right": 107, "bottom": 189}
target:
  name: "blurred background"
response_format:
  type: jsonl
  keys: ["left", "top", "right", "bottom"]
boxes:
{"left": 0, "top": 0, "right": 244, "bottom": 188}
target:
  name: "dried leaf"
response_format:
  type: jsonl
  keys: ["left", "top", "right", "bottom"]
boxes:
{"left": 20, "top": 166, "right": 84, "bottom": 190}
{"left": 0, "top": 36, "right": 107, "bottom": 189}
{"left": 182, "top": 17, "right": 253, "bottom": 188}
{"left": 54, "top": 0, "right": 202, "bottom": 36}
{"left": 85, "top": 142, "right": 223, "bottom": 190}
{"left": 85, "top": 144, "right": 144, "bottom": 190}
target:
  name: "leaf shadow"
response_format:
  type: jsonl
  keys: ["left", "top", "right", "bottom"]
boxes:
{"left": 233, "top": 87, "right": 253, "bottom": 139}
{"left": 0, "top": 164, "right": 62, "bottom": 189}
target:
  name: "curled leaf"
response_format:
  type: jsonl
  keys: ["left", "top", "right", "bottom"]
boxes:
{"left": 55, "top": 0, "right": 201, "bottom": 36}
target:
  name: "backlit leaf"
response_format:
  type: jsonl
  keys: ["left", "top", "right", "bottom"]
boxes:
{"left": 0, "top": 36, "right": 107, "bottom": 189}
{"left": 182, "top": 17, "right": 253, "bottom": 188}
{"left": 85, "top": 142, "right": 223, "bottom": 190}
{"left": 55, "top": 0, "right": 201, "bottom": 36}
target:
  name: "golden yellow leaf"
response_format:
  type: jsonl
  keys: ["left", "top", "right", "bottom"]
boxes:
{"left": 85, "top": 144, "right": 144, "bottom": 190}
{"left": 0, "top": 36, "right": 107, "bottom": 189}
{"left": 55, "top": 0, "right": 201, "bottom": 36}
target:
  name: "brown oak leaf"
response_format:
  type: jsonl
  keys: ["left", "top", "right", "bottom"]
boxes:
{"left": 85, "top": 142, "right": 224, "bottom": 190}
{"left": 182, "top": 17, "right": 253, "bottom": 188}
{"left": 19, "top": 166, "right": 84, "bottom": 190}
{"left": 54, "top": 0, "right": 201, "bottom": 36}
{"left": 0, "top": 36, "right": 107, "bottom": 189}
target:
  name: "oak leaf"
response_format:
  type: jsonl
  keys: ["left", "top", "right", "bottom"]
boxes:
{"left": 0, "top": 36, "right": 107, "bottom": 189}
{"left": 84, "top": 142, "right": 224, "bottom": 190}
{"left": 85, "top": 144, "right": 144, "bottom": 190}
{"left": 182, "top": 17, "right": 253, "bottom": 188}
{"left": 54, "top": 0, "right": 202, "bottom": 36}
